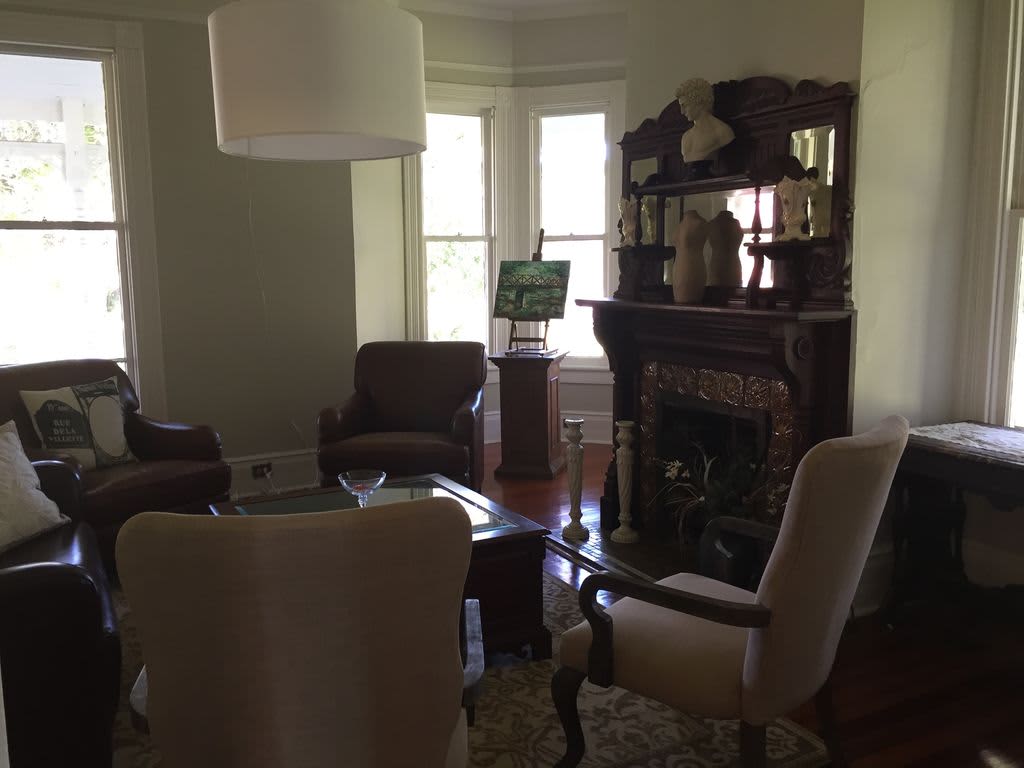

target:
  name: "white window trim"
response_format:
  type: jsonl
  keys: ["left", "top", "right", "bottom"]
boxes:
{"left": 403, "top": 80, "right": 625, "bottom": 372}
{"left": 957, "top": 0, "right": 1024, "bottom": 425}
{"left": 0, "top": 11, "right": 166, "bottom": 418}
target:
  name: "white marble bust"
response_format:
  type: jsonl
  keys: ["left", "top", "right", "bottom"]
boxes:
{"left": 675, "top": 78, "right": 735, "bottom": 163}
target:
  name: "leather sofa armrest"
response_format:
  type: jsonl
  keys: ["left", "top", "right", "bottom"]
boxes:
{"left": 318, "top": 392, "right": 371, "bottom": 446}
{"left": 125, "top": 412, "right": 223, "bottom": 462}
{"left": 451, "top": 389, "right": 483, "bottom": 447}
{"left": 451, "top": 388, "right": 484, "bottom": 491}
{"left": 33, "top": 459, "right": 84, "bottom": 519}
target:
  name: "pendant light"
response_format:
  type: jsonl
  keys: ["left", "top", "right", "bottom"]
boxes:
{"left": 208, "top": 0, "right": 426, "bottom": 161}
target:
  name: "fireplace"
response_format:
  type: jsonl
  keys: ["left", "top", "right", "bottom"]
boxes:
{"left": 580, "top": 299, "right": 853, "bottom": 533}
{"left": 641, "top": 363, "right": 791, "bottom": 532}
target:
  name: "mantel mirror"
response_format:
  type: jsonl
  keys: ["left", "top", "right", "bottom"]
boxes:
{"left": 615, "top": 77, "right": 855, "bottom": 310}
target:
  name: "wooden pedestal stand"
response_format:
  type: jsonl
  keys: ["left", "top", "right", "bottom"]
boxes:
{"left": 489, "top": 350, "right": 568, "bottom": 479}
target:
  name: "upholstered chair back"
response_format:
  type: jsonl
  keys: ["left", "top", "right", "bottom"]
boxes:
{"left": 0, "top": 359, "right": 137, "bottom": 450}
{"left": 117, "top": 498, "right": 472, "bottom": 768}
{"left": 354, "top": 341, "right": 486, "bottom": 433}
{"left": 742, "top": 415, "right": 908, "bottom": 724}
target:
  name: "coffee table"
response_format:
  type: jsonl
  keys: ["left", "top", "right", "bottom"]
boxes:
{"left": 210, "top": 473, "right": 552, "bottom": 659}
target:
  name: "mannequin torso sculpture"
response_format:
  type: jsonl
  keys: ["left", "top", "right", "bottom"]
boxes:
{"left": 706, "top": 210, "right": 743, "bottom": 286}
{"left": 672, "top": 210, "right": 708, "bottom": 303}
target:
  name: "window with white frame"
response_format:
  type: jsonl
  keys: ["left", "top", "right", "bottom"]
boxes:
{"left": 0, "top": 16, "right": 161, "bottom": 412}
{"left": 0, "top": 49, "right": 128, "bottom": 368}
{"left": 533, "top": 110, "right": 608, "bottom": 359}
{"left": 421, "top": 111, "right": 492, "bottom": 344}
{"left": 409, "top": 82, "right": 624, "bottom": 364}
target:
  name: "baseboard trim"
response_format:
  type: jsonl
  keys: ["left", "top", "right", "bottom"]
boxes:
{"left": 226, "top": 450, "right": 318, "bottom": 500}
{"left": 484, "top": 410, "right": 614, "bottom": 444}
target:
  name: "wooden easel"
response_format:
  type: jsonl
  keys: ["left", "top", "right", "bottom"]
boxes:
{"left": 506, "top": 229, "right": 551, "bottom": 354}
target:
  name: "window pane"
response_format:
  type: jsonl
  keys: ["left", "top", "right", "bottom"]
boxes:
{"left": 540, "top": 113, "right": 606, "bottom": 236}
{"left": 0, "top": 53, "right": 114, "bottom": 222}
{"left": 543, "top": 240, "right": 604, "bottom": 358}
{"left": 726, "top": 188, "right": 774, "bottom": 288}
{"left": 0, "top": 230, "right": 125, "bottom": 365}
{"left": 423, "top": 114, "right": 484, "bottom": 237}
{"left": 1010, "top": 236, "right": 1024, "bottom": 427}
{"left": 426, "top": 240, "right": 488, "bottom": 344}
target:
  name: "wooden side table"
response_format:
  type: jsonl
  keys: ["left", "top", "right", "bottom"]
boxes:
{"left": 886, "top": 421, "right": 1024, "bottom": 622}
{"left": 489, "top": 351, "right": 567, "bottom": 479}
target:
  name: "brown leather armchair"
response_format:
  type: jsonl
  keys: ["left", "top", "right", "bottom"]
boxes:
{"left": 0, "top": 464, "right": 120, "bottom": 768}
{"left": 318, "top": 341, "right": 486, "bottom": 491}
{"left": 0, "top": 359, "right": 231, "bottom": 569}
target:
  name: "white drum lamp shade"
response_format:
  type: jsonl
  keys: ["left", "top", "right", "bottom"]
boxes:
{"left": 208, "top": 0, "right": 426, "bottom": 161}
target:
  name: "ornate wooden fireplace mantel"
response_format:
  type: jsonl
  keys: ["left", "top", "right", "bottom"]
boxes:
{"left": 579, "top": 298, "right": 853, "bottom": 530}
{"left": 587, "top": 76, "right": 857, "bottom": 534}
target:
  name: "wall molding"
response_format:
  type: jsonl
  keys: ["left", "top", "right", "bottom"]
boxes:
{"left": 426, "top": 58, "right": 626, "bottom": 77}
{"left": 405, "top": 0, "right": 626, "bottom": 22}
{"left": 226, "top": 449, "right": 319, "bottom": 500}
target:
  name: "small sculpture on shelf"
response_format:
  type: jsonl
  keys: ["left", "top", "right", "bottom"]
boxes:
{"left": 706, "top": 210, "right": 743, "bottom": 286}
{"left": 618, "top": 197, "right": 638, "bottom": 246}
{"left": 675, "top": 78, "right": 735, "bottom": 163}
{"left": 640, "top": 197, "right": 656, "bottom": 245}
{"left": 775, "top": 175, "right": 816, "bottom": 241}
{"left": 671, "top": 209, "right": 708, "bottom": 303}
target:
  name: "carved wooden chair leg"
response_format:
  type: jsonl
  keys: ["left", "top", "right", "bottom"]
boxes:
{"left": 740, "top": 721, "right": 766, "bottom": 768}
{"left": 815, "top": 677, "right": 848, "bottom": 768}
{"left": 551, "top": 666, "right": 587, "bottom": 768}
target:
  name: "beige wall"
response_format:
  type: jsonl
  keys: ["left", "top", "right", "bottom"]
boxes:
{"left": 626, "top": 0, "right": 865, "bottom": 126}
{"left": 352, "top": 159, "right": 407, "bottom": 346}
{"left": 851, "top": 0, "right": 980, "bottom": 431}
{"left": 143, "top": 20, "right": 358, "bottom": 457}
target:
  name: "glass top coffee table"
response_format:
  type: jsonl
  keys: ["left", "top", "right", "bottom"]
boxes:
{"left": 210, "top": 474, "right": 552, "bottom": 658}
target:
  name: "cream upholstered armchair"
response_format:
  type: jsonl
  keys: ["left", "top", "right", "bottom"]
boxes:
{"left": 552, "top": 416, "right": 909, "bottom": 768}
{"left": 117, "top": 498, "right": 479, "bottom": 768}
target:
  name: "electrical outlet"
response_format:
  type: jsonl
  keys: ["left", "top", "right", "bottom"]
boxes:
{"left": 251, "top": 462, "right": 273, "bottom": 479}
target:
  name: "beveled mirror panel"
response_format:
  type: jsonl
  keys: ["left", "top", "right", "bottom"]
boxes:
{"left": 629, "top": 157, "right": 659, "bottom": 190}
{"left": 790, "top": 125, "right": 835, "bottom": 183}
{"left": 671, "top": 189, "right": 776, "bottom": 288}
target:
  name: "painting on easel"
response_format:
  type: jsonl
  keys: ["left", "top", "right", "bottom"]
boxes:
{"left": 492, "top": 260, "right": 571, "bottom": 321}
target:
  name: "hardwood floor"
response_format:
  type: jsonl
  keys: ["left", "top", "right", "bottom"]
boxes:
{"left": 481, "top": 442, "right": 1024, "bottom": 767}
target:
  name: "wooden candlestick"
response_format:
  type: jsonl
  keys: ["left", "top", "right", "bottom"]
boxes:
{"left": 562, "top": 418, "right": 589, "bottom": 542}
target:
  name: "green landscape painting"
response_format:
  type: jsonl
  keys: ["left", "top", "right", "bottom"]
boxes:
{"left": 492, "top": 261, "right": 571, "bottom": 321}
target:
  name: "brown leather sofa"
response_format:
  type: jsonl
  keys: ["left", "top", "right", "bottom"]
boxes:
{"left": 317, "top": 341, "right": 486, "bottom": 491}
{"left": 0, "top": 463, "right": 120, "bottom": 768}
{"left": 0, "top": 359, "right": 231, "bottom": 568}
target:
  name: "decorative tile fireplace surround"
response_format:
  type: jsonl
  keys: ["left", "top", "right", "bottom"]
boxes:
{"left": 579, "top": 299, "right": 853, "bottom": 531}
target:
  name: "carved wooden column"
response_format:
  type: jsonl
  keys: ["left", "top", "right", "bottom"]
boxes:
{"left": 591, "top": 304, "right": 639, "bottom": 530}
{"left": 561, "top": 418, "right": 589, "bottom": 542}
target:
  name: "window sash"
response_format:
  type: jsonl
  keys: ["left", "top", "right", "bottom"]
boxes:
{"left": 0, "top": 43, "right": 135, "bottom": 382}
{"left": 530, "top": 106, "right": 612, "bottom": 366}
{"left": 419, "top": 106, "right": 495, "bottom": 347}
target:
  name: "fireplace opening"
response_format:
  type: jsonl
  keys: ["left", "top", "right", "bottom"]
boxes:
{"left": 654, "top": 394, "right": 771, "bottom": 539}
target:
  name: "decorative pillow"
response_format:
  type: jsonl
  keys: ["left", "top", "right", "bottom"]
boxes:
{"left": 0, "top": 420, "right": 69, "bottom": 553}
{"left": 20, "top": 377, "right": 136, "bottom": 471}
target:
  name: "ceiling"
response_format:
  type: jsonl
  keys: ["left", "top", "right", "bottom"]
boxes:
{"left": 2, "top": 0, "right": 625, "bottom": 24}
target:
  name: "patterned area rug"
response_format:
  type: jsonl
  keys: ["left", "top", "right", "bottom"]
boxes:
{"left": 112, "top": 574, "right": 826, "bottom": 767}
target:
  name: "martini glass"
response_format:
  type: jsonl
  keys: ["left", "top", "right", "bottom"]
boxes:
{"left": 338, "top": 469, "right": 387, "bottom": 508}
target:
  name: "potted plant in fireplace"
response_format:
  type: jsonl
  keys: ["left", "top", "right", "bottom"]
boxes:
{"left": 653, "top": 444, "right": 789, "bottom": 545}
